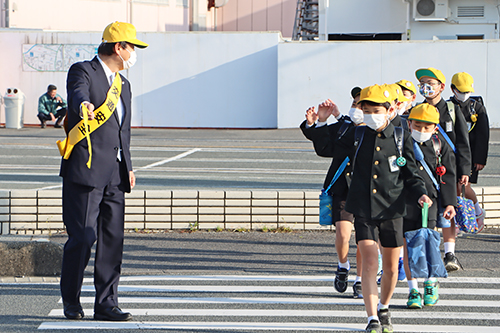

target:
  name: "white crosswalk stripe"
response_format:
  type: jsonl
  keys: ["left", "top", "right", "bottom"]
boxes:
{"left": 39, "top": 275, "right": 500, "bottom": 332}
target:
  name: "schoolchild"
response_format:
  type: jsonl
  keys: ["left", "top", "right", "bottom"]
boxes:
{"left": 383, "top": 83, "right": 409, "bottom": 128}
{"left": 449, "top": 72, "right": 489, "bottom": 231}
{"left": 300, "top": 87, "right": 364, "bottom": 298}
{"left": 332, "top": 84, "right": 431, "bottom": 333}
{"left": 415, "top": 67, "right": 471, "bottom": 272}
{"left": 395, "top": 80, "right": 417, "bottom": 115}
{"left": 403, "top": 104, "right": 457, "bottom": 309}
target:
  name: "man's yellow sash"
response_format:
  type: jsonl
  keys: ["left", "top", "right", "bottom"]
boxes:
{"left": 56, "top": 74, "right": 122, "bottom": 169}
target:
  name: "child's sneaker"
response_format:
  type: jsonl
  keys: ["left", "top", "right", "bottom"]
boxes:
{"left": 398, "top": 257, "right": 406, "bottom": 281}
{"left": 352, "top": 281, "right": 363, "bottom": 299}
{"left": 334, "top": 267, "right": 349, "bottom": 293}
{"left": 377, "top": 308, "right": 393, "bottom": 333}
{"left": 406, "top": 288, "right": 423, "bottom": 309}
{"left": 424, "top": 279, "right": 439, "bottom": 306}
{"left": 476, "top": 207, "right": 485, "bottom": 233}
{"left": 365, "top": 319, "right": 382, "bottom": 333}
{"left": 444, "top": 252, "right": 463, "bottom": 272}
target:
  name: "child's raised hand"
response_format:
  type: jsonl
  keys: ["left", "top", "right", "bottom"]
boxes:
{"left": 443, "top": 205, "right": 456, "bottom": 220}
{"left": 418, "top": 194, "right": 433, "bottom": 207}
{"left": 305, "top": 107, "right": 318, "bottom": 126}
{"left": 317, "top": 100, "right": 334, "bottom": 122}
{"left": 325, "top": 99, "right": 341, "bottom": 118}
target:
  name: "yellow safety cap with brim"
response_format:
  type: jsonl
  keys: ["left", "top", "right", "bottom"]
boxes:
{"left": 387, "top": 83, "right": 410, "bottom": 102}
{"left": 359, "top": 84, "right": 393, "bottom": 104}
{"left": 102, "top": 21, "right": 148, "bottom": 48}
{"left": 415, "top": 67, "right": 446, "bottom": 84}
{"left": 408, "top": 103, "right": 440, "bottom": 124}
{"left": 451, "top": 72, "right": 475, "bottom": 93}
{"left": 396, "top": 79, "right": 417, "bottom": 95}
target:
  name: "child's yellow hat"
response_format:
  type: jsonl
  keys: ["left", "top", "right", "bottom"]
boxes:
{"left": 386, "top": 83, "right": 410, "bottom": 102}
{"left": 415, "top": 67, "right": 446, "bottom": 84}
{"left": 396, "top": 79, "right": 417, "bottom": 95}
{"left": 359, "top": 84, "right": 393, "bottom": 104}
{"left": 451, "top": 72, "right": 474, "bottom": 93}
{"left": 408, "top": 103, "right": 440, "bottom": 124}
{"left": 102, "top": 21, "right": 149, "bottom": 48}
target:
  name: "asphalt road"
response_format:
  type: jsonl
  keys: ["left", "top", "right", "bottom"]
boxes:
{"left": 1, "top": 126, "right": 500, "bottom": 191}
{"left": 0, "top": 231, "right": 499, "bottom": 332}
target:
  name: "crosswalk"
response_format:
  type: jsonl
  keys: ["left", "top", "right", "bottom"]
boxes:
{"left": 39, "top": 275, "right": 500, "bottom": 332}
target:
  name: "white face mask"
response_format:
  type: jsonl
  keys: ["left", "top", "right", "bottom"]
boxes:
{"left": 397, "top": 102, "right": 408, "bottom": 115}
{"left": 363, "top": 113, "right": 387, "bottom": 130}
{"left": 348, "top": 107, "right": 364, "bottom": 124}
{"left": 454, "top": 90, "right": 471, "bottom": 102}
{"left": 411, "top": 129, "right": 433, "bottom": 143}
{"left": 119, "top": 48, "right": 137, "bottom": 70}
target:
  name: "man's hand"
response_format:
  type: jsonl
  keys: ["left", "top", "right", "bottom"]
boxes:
{"left": 129, "top": 171, "right": 136, "bottom": 189}
{"left": 50, "top": 113, "right": 56, "bottom": 122}
{"left": 475, "top": 163, "right": 485, "bottom": 172}
{"left": 443, "top": 205, "right": 456, "bottom": 220}
{"left": 56, "top": 96, "right": 63, "bottom": 103}
{"left": 80, "top": 102, "right": 95, "bottom": 120}
{"left": 418, "top": 194, "right": 433, "bottom": 207}
{"left": 305, "top": 107, "right": 318, "bottom": 126}
{"left": 458, "top": 175, "right": 469, "bottom": 187}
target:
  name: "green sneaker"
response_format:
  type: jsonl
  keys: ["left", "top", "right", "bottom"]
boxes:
{"left": 377, "top": 309, "right": 393, "bottom": 333}
{"left": 424, "top": 279, "right": 439, "bottom": 306}
{"left": 407, "top": 288, "right": 423, "bottom": 309}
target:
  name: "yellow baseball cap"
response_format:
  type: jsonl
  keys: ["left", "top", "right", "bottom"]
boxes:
{"left": 359, "top": 84, "right": 393, "bottom": 104}
{"left": 415, "top": 67, "right": 446, "bottom": 84}
{"left": 408, "top": 103, "right": 440, "bottom": 124}
{"left": 451, "top": 72, "right": 474, "bottom": 93}
{"left": 386, "top": 83, "right": 410, "bottom": 102}
{"left": 396, "top": 79, "right": 417, "bottom": 95}
{"left": 102, "top": 21, "right": 148, "bottom": 48}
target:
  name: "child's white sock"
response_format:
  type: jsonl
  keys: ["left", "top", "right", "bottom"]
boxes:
{"left": 399, "top": 247, "right": 404, "bottom": 258}
{"left": 338, "top": 260, "right": 350, "bottom": 270}
{"left": 355, "top": 275, "right": 362, "bottom": 283}
{"left": 474, "top": 202, "right": 482, "bottom": 214}
{"left": 367, "top": 315, "right": 379, "bottom": 323}
{"left": 377, "top": 301, "right": 389, "bottom": 311}
{"left": 407, "top": 278, "right": 419, "bottom": 292}
{"left": 444, "top": 242, "right": 455, "bottom": 254}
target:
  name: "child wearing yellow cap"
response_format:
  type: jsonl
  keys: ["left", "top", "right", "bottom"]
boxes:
{"left": 415, "top": 67, "right": 471, "bottom": 273}
{"left": 300, "top": 88, "right": 365, "bottom": 299}
{"left": 403, "top": 104, "right": 457, "bottom": 309}
{"left": 331, "top": 84, "right": 431, "bottom": 333}
{"left": 449, "top": 72, "right": 490, "bottom": 232}
{"left": 396, "top": 79, "right": 417, "bottom": 115}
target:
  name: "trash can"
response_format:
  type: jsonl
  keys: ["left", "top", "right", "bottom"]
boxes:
{"left": 4, "top": 88, "right": 25, "bottom": 129}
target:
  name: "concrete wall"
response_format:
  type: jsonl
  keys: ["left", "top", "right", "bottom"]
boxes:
{"left": 277, "top": 39, "right": 500, "bottom": 128}
{"left": 0, "top": 31, "right": 280, "bottom": 128}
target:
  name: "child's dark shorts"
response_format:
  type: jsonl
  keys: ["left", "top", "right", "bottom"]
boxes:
{"left": 354, "top": 216, "right": 404, "bottom": 247}
{"left": 333, "top": 195, "right": 354, "bottom": 223}
{"left": 403, "top": 218, "right": 437, "bottom": 234}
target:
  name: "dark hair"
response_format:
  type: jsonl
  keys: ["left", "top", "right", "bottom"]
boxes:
{"left": 400, "top": 86, "right": 415, "bottom": 96}
{"left": 360, "top": 100, "right": 391, "bottom": 110}
{"left": 47, "top": 84, "right": 57, "bottom": 92}
{"left": 97, "top": 41, "right": 128, "bottom": 56}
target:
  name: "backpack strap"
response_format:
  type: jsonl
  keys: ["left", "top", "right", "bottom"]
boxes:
{"left": 351, "top": 126, "right": 366, "bottom": 176}
{"left": 336, "top": 119, "right": 352, "bottom": 140}
{"left": 436, "top": 124, "right": 456, "bottom": 153}
{"left": 446, "top": 101, "right": 456, "bottom": 125}
{"left": 400, "top": 115, "right": 410, "bottom": 132}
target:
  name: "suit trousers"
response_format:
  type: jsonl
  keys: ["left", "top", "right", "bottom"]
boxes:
{"left": 60, "top": 159, "right": 126, "bottom": 311}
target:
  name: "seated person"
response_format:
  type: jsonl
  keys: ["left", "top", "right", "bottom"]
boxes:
{"left": 38, "top": 84, "right": 67, "bottom": 128}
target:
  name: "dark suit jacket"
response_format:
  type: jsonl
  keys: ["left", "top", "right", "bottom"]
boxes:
{"left": 60, "top": 56, "right": 133, "bottom": 192}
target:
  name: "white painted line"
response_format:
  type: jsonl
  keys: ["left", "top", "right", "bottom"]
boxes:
{"left": 36, "top": 184, "right": 63, "bottom": 190}
{"left": 72, "top": 296, "right": 500, "bottom": 308}
{"left": 37, "top": 322, "right": 500, "bottom": 332}
{"left": 134, "top": 148, "right": 201, "bottom": 171}
{"left": 94, "top": 275, "right": 500, "bottom": 284}
{"left": 78, "top": 285, "right": 500, "bottom": 295}
{"left": 47, "top": 308, "right": 500, "bottom": 320}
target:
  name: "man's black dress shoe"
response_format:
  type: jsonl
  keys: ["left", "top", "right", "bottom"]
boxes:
{"left": 63, "top": 302, "right": 84, "bottom": 320}
{"left": 94, "top": 306, "right": 132, "bottom": 321}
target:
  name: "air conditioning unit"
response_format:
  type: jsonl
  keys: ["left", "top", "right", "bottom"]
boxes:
{"left": 413, "top": 0, "right": 449, "bottom": 21}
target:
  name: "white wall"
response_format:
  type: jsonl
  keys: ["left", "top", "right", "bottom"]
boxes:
{"left": 277, "top": 39, "right": 500, "bottom": 128}
{"left": 0, "top": 31, "right": 280, "bottom": 128}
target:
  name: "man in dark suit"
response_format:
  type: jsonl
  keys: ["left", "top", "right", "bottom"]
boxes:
{"left": 59, "top": 21, "right": 147, "bottom": 321}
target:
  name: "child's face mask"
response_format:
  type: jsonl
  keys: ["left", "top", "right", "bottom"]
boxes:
{"left": 348, "top": 107, "right": 364, "bottom": 124}
{"left": 454, "top": 89, "right": 471, "bottom": 102}
{"left": 411, "top": 129, "right": 433, "bottom": 143}
{"left": 419, "top": 83, "right": 436, "bottom": 98}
